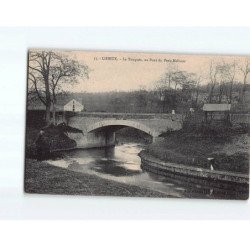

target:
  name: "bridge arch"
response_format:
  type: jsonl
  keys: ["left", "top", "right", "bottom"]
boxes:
{"left": 87, "top": 119, "right": 159, "bottom": 138}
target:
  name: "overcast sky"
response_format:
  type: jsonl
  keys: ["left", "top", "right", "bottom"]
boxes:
{"left": 55, "top": 50, "right": 250, "bottom": 93}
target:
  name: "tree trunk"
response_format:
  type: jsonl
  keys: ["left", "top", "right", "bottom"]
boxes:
{"left": 45, "top": 103, "right": 51, "bottom": 125}
{"left": 242, "top": 91, "right": 246, "bottom": 111}
{"left": 241, "top": 74, "right": 247, "bottom": 110}
{"left": 52, "top": 102, "right": 56, "bottom": 125}
{"left": 44, "top": 74, "right": 51, "bottom": 125}
{"left": 242, "top": 74, "right": 247, "bottom": 110}
{"left": 208, "top": 84, "right": 215, "bottom": 103}
{"left": 229, "top": 82, "right": 233, "bottom": 104}
{"left": 195, "top": 87, "right": 199, "bottom": 106}
{"left": 218, "top": 86, "right": 223, "bottom": 103}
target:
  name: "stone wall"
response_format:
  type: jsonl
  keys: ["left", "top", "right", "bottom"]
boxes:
{"left": 139, "top": 151, "right": 249, "bottom": 185}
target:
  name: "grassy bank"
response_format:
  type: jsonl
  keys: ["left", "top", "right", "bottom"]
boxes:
{"left": 145, "top": 126, "right": 249, "bottom": 175}
{"left": 25, "top": 123, "right": 78, "bottom": 158}
{"left": 24, "top": 159, "right": 167, "bottom": 197}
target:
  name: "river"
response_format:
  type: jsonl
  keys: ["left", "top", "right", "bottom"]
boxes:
{"left": 46, "top": 143, "right": 248, "bottom": 199}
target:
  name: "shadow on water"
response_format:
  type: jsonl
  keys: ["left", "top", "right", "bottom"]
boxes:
{"left": 47, "top": 142, "right": 248, "bottom": 200}
{"left": 90, "top": 159, "right": 142, "bottom": 177}
{"left": 145, "top": 169, "right": 249, "bottom": 200}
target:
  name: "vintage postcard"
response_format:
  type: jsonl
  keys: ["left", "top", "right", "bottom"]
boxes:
{"left": 25, "top": 49, "right": 249, "bottom": 199}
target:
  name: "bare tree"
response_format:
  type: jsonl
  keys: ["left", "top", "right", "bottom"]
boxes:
{"left": 172, "top": 71, "right": 185, "bottom": 90}
{"left": 215, "top": 61, "right": 236, "bottom": 103}
{"left": 239, "top": 58, "right": 250, "bottom": 109}
{"left": 178, "top": 72, "right": 197, "bottom": 108}
{"left": 206, "top": 59, "right": 237, "bottom": 104}
{"left": 223, "top": 61, "right": 236, "bottom": 104}
{"left": 193, "top": 74, "right": 204, "bottom": 107}
{"left": 208, "top": 60, "right": 219, "bottom": 103}
{"left": 156, "top": 63, "right": 179, "bottom": 89}
{"left": 155, "top": 67, "right": 198, "bottom": 112}
{"left": 28, "top": 50, "right": 89, "bottom": 124}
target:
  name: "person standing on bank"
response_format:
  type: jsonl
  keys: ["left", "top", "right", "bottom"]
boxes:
{"left": 35, "top": 130, "right": 49, "bottom": 161}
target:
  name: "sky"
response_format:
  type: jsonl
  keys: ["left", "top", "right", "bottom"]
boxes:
{"left": 32, "top": 49, "right": 250, "bottom": 93}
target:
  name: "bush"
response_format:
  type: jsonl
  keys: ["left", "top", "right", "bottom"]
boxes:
{"left": 25, "top": 123, "right": 79, "bottom": 159}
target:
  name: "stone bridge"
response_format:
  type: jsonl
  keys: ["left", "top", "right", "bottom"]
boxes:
{"left": 67, "top": 112, "right": 183, "bottom": 148}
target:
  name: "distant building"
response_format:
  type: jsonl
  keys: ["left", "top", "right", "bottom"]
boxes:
{"left": 27, "top": 98, "right": 84, "bottom": 125}
{"left": 64, "top": 99, "right": 84, "bottom": 112}
{"left": 203, "top": 103, "right": 231, "bottom": 125}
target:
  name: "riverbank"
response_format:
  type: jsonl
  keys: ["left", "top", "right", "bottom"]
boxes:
{"left": 145, "top": 126, "right": 249, "bottom": 175}
{"left": 139, "top": 151, "right": 249, "bottom": 184}
{"left": 25, "top": 124, "right": 80, "bottom": 158}
{"left": 24, "top": 159, "right": 168, "bottom": 197}
{"left": 139, "top": 151, "right": 249, "bottom": 200}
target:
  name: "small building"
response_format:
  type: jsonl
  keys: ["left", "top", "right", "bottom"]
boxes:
{"left": 64, "top": 99, "right": 84, "bottom": 112}
{"left": 27, "top": 98, "right": 84, "bottom": 126}
{"left": 202, "top": 103, "right": 231, "bottom": 125}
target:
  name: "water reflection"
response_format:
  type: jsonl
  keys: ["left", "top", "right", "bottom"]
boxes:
{"left": 47, "top": 143, "right": 249, "bottom": 199}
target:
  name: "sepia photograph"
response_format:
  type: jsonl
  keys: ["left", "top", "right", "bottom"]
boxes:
{"left": 2, "top": 2, "right": 250, "bottom": 249}
{"left": 24, "top": 49, "right": 249, "bottom": 200}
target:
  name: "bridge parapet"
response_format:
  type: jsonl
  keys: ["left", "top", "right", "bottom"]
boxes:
{"left": 67, "top": 113, "right": 183, "bottom": 148}
{"left": 69, "top": 114, "right": 182, "bottom": 136}
{"left": 74, "top": 112, "right": 183, "bottom": 120}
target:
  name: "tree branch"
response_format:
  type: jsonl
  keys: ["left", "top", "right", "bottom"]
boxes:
{"left": 28, "top": 72, "right": 46, "bottom": 105}
{"left": 29, "top": 66, "right": 42, "bottom": 74}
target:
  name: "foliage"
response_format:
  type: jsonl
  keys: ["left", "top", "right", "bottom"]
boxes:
{"left": 153, "top": 59, "right": 249, "bottom": 112}
{"left": 145, "top": 126, "right": 249, "bottom": 174}
{"left": 28, "top": 50, "right": 89, "bottom": 123}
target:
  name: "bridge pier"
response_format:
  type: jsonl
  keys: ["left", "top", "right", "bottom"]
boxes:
{"left": 152, "top": 136, "right": 158, "bottom": 143}
{"left": 152, "top": 135, "right": 163, "bottom": 143}
{"left": 104, "top": 130, "right": 116, "bottom": 147}
{"left": 68, "top": 130, "right": 116, "bottom": 149}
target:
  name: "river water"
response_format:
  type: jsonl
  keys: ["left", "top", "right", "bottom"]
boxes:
{"left": 46, "top": 143, "right": 248, "bottom": 199}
